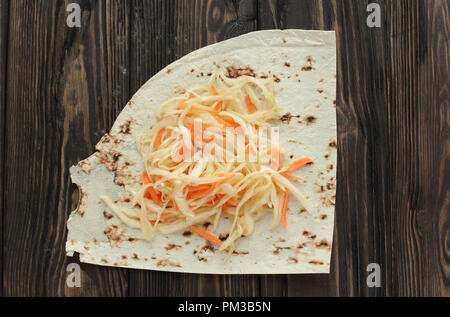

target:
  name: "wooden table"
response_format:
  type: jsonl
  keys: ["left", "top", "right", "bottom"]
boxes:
{"left": 0, "top": 0, "right": 448, "bottom": 297}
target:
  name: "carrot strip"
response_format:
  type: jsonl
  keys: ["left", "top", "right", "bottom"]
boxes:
{"left": 245, "top": 95, "right": 255, "bottom": 114}
{"left": 210, "top": 85, "right": 223, "bottom": 111}
{"left": 281, "top": 171, "right": 306, "bottom": 182}
{"left": 215, "top": 116, "right": 238, "bottom": 128}
{"left": 141, "top": 171, "right": 151, "bottom": 184}
{"left": 281, "top": 190, "right": 289, "bottom": 228}
{"left": 186, "top": 187, "right": 213, "bottom": 200}
{"left": 211, "top": 85, "right": 219, "bottom": 96}
{"left": 215, "top": 174, "right": 234, "bottom": 187}
{"left": 144, "top": 188, "right": 161, "bottom": 204}
{"left": 213, "top": 101, "right": 223, "bottom": 112}
{"left": 153, "top": 128, "right": 166, "bottom": 150}
{"left": 141, "top": 172, "right": 161, "bottom": 204}
{"left": 222, "top": 204, "right": 228, "bottom": 215}
{"left": 188, "top": 226, "right": 222, "bottom": 246}
{"left": 186, "top": 175, "right": 233, "bottom": 201}
{"left": 166, "top": 199, "right": 178, "bottom": 210}
{"left": 226, "top": 197, "right": 237, "bottom": 207}
{"left": 286, "top": 158, "right": 313, "bottom": 172}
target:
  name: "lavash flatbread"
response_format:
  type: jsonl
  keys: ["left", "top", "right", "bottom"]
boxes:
{"left": 66, "top": 29, "right": 337, "bottom": 274}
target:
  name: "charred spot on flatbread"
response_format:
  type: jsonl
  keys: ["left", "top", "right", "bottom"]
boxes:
{"left": 119, "top": 120, "right": 132, "bottom": 134}
{"left": 306, "top": 115, "right": 317, "bottom": 125}
{"left": 280, "top": 112, "right": 300, "bottom": 124}
{"left": 225, "top": 66, "right": 256, "bottom": 78}
{"left": 165, "top": 244, "right": 182, "bottom": 251}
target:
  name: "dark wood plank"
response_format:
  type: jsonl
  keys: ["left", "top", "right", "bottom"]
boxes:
{"left": 389, "top": 0, "right": 449, "bottom": 296}
{"left": 258, "top": 0, "right": 335, "bottom": 30}
{"left": 258, "top": 0, "right": 450, "bottom": 297}
{"left": 128, "top": 0, "right": 259, "bottom": 297}
{"left": 0, "top": 0, "right": 8, "bottom": 297}
{"left": 4, "top": 0, "right": 130, "bottom": 296}
{"left": 426, "top": 0, "right": 450, "bottom": 297}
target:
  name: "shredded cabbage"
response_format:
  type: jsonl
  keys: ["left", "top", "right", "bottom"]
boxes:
{"left": 101, "top": 71, "right": 312, "bottom": 251}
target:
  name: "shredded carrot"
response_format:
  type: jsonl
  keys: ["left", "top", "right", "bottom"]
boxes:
{"left": 214, "top": 174, "right": 234, "bottom": 187}
{"left": 185, "top": 175, "right": 233, "bottom": 201}
{"left": 281, "top": 190, "right": 288, "bottom": 228}
{"left": 211, "top": 85, "right": 219, "bottom": 96}
{"left": 188, "top": 226, "right": 222, "bottom": 246}
{"left": 226, "top": 197, "right": 237, "bottom": 207}
{"left": 286, "top": 157, "right": 313, "bottom": 172}
{"left": 222, "top": 204, "right": 228, "bottom": 214}
{"left": 141, "top": 171, "right": 161, "bottom": 204}
{"left": 210, "top": 85, "right": 223, "bottom": 111}
{"left": 281, "top": 171, "right": 306, "bottom": 182}
{"left": 141, "top": 171, "right": 151, "bottom": 184}
{"left": 213, "top": 101, "right": 223, "bottom": 112}
{"left": 186, "top": 187, "right": 213, "bottom": 200}
{"left": 145, "top": 188, "right": 161, "bottom": 204}
{"left": 153, "top": 128, "right": 166, "bottom": 150}
{"left": 166, "top": 199, "right": 178, "bottom": 210}
{"left": 245, "top": 95, "right": 255, "bottom": 114}
{"left": 214, "top": 116, "right": 239, "bottom": 128}
{"left": 186, "top": 184, "right": 211, "bottom": 192}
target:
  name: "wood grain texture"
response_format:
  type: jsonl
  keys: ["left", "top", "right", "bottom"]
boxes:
{"left": 1, "top": 0, "right": 448, "bottom": 297}
{"left": 3, "top": 0, "right": 130, "bottom": 296}
{"left": 0, "top": 0, "right": 8, "bottom": 297}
